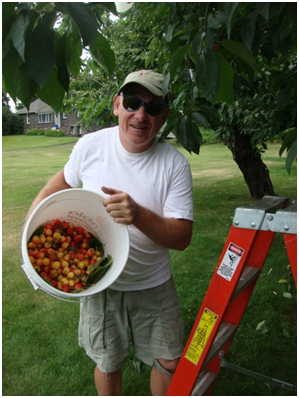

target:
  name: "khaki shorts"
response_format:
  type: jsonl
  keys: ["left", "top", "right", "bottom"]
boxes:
{"left": 78, "top": 277, "right": 185, "bottom": 373}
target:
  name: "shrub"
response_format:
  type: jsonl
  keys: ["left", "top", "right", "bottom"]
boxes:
{"left": 201, "top": 128, "right": 221, "bottom": 145}
{"left": 165, "top": 129, "right": 221, "bottom": 147}
{"left": 44, "top": 130, "right": 65, "bottom": 137}
{"left": 2, "top": 106, "right": 23, "bottom": 136}
{"left": 26, "top": 129, "right": 44, "bottom": 136}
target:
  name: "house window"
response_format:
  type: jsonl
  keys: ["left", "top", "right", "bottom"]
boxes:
{"left": 76, "top": 110, "right": 80, "bottom": 118}
{"left": 62, "top": 113, "right": 67, "bottom": 119}
{"left": 26, "top": 114, "right": 30, "bottom": 124}
{"left": 38, "top": 113, "right": 52, "bottom": 123}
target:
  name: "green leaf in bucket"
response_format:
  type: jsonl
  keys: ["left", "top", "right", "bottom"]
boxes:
{"left": 88, "top": 257, "right": 104, "bottom": 274}
{"left": 67, "top": 246, "right": 76, "bottom": 252}
{"left": 88, "top": 232, "right": 104, "bottom": 254}
{"left": 86, "top": 255, "right": 113, "bottom": 286}
{"left": 28, "top": 226, "right": 44, "bottom": 242}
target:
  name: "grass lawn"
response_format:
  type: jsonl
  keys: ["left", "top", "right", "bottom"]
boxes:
{"left": 2, "top": 134, "right": 79, "bottom": 151}
{"left": 2, "top": 135, "right": 297, "bottom": 396}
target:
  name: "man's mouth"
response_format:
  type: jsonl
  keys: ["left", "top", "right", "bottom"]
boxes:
{"left": 131, "top": 124, "right": 147, "bottom": 130}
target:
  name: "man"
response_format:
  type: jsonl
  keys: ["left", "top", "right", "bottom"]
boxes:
{"left": 28, "top": 70, "right": 194, "bottom": 395}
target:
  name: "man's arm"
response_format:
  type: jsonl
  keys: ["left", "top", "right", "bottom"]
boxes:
{"left": 133, "top": 206, "right": 193, "bottom": 251}
{"left": 102, "top": 186, "right": 193, "bottom": 251}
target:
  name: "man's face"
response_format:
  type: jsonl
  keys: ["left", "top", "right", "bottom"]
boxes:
{"left": 113, "top": 84, "right": 169, "bottom": 153}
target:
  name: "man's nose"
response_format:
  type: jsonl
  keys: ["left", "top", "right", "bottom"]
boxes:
{"left": 134, "top": 105, "right": 147, "bottom": 119}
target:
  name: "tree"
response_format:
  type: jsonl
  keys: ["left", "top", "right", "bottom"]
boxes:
{"left": 2, "top": 105, "right": 23, "bottom": 135}
{"left": 127, "top": 2, "right": 296, "bottom": 198}
{"left": 2, "top": 2, "right": 117, "bottom": 114}
{"left": 2, "top": 91, "right": 23, "bottom": 135}
{"left": 64, "top": 13, "right": 152, "bottom": 129}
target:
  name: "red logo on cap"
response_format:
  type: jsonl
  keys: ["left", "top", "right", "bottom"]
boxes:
{"left": 140, "top": 72, "right": 143, "bottom": 76}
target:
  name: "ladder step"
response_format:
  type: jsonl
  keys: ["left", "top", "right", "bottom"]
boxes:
{"left": 231, "top": 265, "right": 260, "bottom": 301}
{"left": 191, "top": 369, "right": 217, "bottom": 396}
{"left": 204, "top": 322, "right": 236, "bottom": 367}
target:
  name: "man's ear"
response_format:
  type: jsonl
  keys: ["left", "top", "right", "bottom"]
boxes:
{"left": 113, "top": 94, "right": 120, "bottom": 116}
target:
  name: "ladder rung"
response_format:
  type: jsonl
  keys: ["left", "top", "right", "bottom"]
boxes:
{"left": 191, "top": 369, "right": 217, "bottom": 396}
{"left": 231, "top": 265, "right": 260, "bottom": 301}
{"left": 204, "top": 322, "right": 236, "bottom": 367}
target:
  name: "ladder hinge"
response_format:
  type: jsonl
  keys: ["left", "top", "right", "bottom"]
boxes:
{"left": 233, "top": 196, "right": 295, "bottom": 231}
{"left": 267, "top": 202, "right": 297, "bottom": 234}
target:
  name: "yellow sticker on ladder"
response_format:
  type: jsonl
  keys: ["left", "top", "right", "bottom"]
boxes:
{"left": 185, "top": 308, "right": 218, "bottom": 365}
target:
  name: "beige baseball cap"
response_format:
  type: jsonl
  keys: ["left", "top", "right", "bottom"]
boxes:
{"left": 118, "top": 70, "right": 167, "bottom": 99}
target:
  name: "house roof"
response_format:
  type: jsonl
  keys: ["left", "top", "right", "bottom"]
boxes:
{"left": 17, "top": 99, "right": 54, "bottom": 114}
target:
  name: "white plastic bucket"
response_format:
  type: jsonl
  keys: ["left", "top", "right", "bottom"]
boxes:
{"left": 21, "top": 188, "right": 130, "bottom": 301}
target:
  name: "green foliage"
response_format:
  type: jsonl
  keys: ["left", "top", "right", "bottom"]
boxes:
{"left": 201, "top": 128, "right": 221, "bottom": 145}
{"left": 44, "top": 130, "right": 65, "bottom": 137}
{"left": 26, "top": 129, "right": 44, "bottom": 136}
{"left": 2, "top": 106, "right": 23, "bottom": 136}
{"left": 278, "top": 128, "right": 297, "bottom": 175}
{"left": 64, "top": 13, "right": 152, "bottom": 129}
{"left": 128, "top": 2, "right": 296, "bottom": 172}
{"left": 64, "top": 60, "right": 116, "bottom": 130}
{"left": 26, "top": 129, "right": 65, "bottom": 137}
{"left": 2, "top": 2, "right": 117, "bottom": 113}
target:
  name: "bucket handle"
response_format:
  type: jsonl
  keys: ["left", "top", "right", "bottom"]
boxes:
{"left": 22, "top": 264, "right": 39, "bottom": 290}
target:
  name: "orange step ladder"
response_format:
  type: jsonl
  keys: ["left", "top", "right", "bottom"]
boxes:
{"left": 167, "top": 196, "right": 297, "bottom": 396}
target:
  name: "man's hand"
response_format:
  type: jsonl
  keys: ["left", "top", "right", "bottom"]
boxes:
{"left": 101, "top": 186, "right": 139, "bottom": 225}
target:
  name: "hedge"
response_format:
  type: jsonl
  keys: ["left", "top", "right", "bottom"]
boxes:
{"left": 26, "top": 129, "right": 44, "bottom": 136}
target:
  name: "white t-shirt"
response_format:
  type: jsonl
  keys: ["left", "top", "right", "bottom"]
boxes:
{"left": 64, "top": 126, "right": 194, "bottom": 290}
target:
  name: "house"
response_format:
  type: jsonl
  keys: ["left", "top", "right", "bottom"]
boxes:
{"left": 17, "top": 99, "right": 85, "bottom": 136}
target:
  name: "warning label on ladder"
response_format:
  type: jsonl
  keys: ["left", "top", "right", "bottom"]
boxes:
{"left": 185, "top": 308, "right": 218, "bottom": 365}
{"left": 217, "top": 242, "right": 244, "bottom": 281}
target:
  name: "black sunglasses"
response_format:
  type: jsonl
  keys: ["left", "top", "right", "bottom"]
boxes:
{"left": 119, "top": 94, "right": 168, "bottom": 117}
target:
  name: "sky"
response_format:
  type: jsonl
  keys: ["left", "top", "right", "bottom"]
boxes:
{"left": 115, "top": 2, "right": 133, "bottom": 13}
{"left": 9, "top": 98, "right": 16, "bottom": 113}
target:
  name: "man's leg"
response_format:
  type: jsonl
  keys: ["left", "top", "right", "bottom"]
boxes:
{"left": 94, "top": 366, "right": 122, "bottom": 396}
{"left": 150, "top": 358, "right": 180, "bottom": 396}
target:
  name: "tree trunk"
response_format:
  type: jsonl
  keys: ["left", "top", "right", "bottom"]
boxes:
{"left": 225, "top": 128, "right": 276, "bottom": 199}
